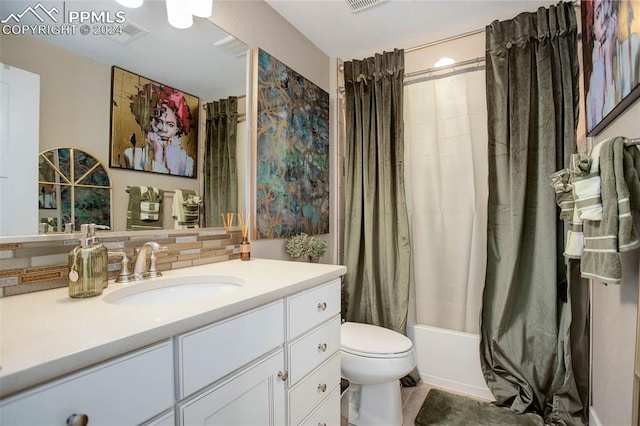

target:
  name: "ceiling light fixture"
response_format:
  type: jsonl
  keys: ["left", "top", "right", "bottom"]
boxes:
{"left": 115, "top": 0, "right": 143, "bottom": 8}
{"left": 116, "top": 0, "right": 214, "bottom": 30}
{"left": 434, "top": 57, "right": 455, "bottom": 68}
{"left": 166, "top": 0, "right": 193, "bottom": 29}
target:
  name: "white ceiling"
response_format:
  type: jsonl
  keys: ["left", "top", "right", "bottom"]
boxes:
{"left": 265, "top": 0, "right": 563, "bottom": 60}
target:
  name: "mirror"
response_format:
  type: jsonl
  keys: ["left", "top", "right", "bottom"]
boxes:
{"left": 0, "top": 0, "right": 248, "bottom": 236}
{"left": 39, "top": 147, "right": 112, "bottom": 232}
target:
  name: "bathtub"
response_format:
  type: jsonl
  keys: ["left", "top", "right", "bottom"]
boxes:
{"left": 407, "top": 323, "right": 494, "bottom": 401}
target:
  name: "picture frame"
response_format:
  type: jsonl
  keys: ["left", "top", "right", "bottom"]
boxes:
{"left": 109, "top": 66, "right": 199, "bottom": 178}
{"left": 581, "top": 0, "right": 640, "bottom": 136}
{"left": 253, "top": 48, "right": 330, "bottom": 239}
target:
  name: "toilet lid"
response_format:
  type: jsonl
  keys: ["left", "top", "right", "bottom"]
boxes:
{"left": 341, "top": 322, "right": 413, "bottom": 357}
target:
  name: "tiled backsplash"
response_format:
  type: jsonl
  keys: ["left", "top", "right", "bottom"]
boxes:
{"left": 0, "top": 228, "right": 242, "bottom": 298}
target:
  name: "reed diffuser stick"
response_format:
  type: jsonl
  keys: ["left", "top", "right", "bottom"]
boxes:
{"left": 221, "top": 213, "right": 235, "bottom": 230}
{"left": 237, "top": 213, "right": 249, "bottom": 239}
{"left": 237, "top": 213, "right": 250, "bottom": 260}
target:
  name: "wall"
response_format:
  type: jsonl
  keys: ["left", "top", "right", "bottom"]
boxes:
{"left": 588, "top": 101, "right": 640, "bottom": 426}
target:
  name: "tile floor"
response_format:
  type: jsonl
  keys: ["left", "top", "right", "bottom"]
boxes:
{"left": 401, "top": 381, "right": 433, "bottom": 426}
{"left": 341, "top": 381, "right": 434, "bottom": 426}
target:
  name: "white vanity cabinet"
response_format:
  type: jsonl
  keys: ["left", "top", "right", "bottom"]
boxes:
{"left": 0, "top": 340, "right": 174, "bottom": 425}
{"left": 0, "top": 269, "right": 345, "bottom": 426}
{"left": 285, "top": 279, "right": 342, "bottom": 425}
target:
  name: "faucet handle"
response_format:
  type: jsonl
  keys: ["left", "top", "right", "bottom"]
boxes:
{"left": 145, "top": 244, "right": 168, "bottom": 279}
{"left": 108, "top": 251, "right": 134, "bottom": 283}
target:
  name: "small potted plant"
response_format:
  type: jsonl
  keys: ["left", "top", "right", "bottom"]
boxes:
{"left": 286, "top": 233, "right": 328, "bottom": 263}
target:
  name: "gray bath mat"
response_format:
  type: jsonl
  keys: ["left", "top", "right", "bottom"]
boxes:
{"left": 414, "top": 389, "right": 544, "bottom": 426}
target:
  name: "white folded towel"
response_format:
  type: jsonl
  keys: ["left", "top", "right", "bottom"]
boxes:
{"left": 572, "top": 174, "right": 603, "bottom": 220}
{"left": 564, "top": 207, "right": 584, "bottom": 259}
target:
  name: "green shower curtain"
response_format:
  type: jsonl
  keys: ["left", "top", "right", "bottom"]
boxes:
{"left": 480, "top": 3, "right": 589, "bottom": 425}
{"left": 342, "top": 49, "right": 412, "bottom": 337}
{"left": 203, "top": 97, "right": 238, "bottom": 227}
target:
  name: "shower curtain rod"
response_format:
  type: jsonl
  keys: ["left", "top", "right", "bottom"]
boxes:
{"left": 405, "top": 28, "right": 485, "bottom": 53}
{"left": 404, "top": 1, "right": 580, "bottom": 54}
{"left": 404, "top": 56, "right": 485, "bottom": 80}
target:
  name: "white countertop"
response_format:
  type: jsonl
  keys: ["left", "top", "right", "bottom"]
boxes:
{"left": 0, "top": 258, "right": 346, "bottom": 399}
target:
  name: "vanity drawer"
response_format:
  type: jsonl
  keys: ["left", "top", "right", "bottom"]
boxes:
{"left": 288, "top": 279, "right": 341, "bottom": 339}
{"left": 177, "top": 300, "right": 284, "bottom": 398}
{"left": 288, "top": 315, "right": 341, "bottom": 385}
{"left": 299, "top": 384, "right": 341, "bottom": 426}
{"left": 0, "top": 340, "right": 173, "bottom": 426}
{"left": 288, "top": 353, "right": 341, "bottom": 426}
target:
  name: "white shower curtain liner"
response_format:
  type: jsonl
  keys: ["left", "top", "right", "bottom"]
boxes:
{"left": 404, "top": 70, "right": 488, "bottom": 334}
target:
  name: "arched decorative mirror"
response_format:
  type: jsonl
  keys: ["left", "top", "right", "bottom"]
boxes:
{"left": 38, "top": 148, "right": 112, "bottom": 232}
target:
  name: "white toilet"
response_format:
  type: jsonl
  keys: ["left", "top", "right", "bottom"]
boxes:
{"left": 340, "top": 321, "right": 416, "bottom": 426}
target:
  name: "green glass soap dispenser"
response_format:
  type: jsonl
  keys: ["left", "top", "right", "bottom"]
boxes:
{"left": 68, "top": 224, "right": 109, "bottom": 298}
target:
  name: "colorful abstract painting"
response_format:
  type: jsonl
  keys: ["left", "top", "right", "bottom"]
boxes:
{"left": 255, "top": 49, "right": 330, "bottom": 239}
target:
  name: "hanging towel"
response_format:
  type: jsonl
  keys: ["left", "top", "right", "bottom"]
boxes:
{"left": 569, "top": 153, "right": 603, "bottom": 221}
{"left": 127, "top": 186, "right": 164, "bottom": 231}
{"left": 173, "top": 189, "right": 201, "bottom": 229}
{"left": 550, "top": 169, "right": 575, "bottom": 221}
{"left": 551, "top": 167, "right": 585, "bottom": 259}
{"left": 581, "top": 138, "right": 640, "bottom": 284}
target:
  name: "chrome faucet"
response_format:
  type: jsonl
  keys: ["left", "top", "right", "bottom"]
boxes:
{"left": 133, "top": 241, "right": 168, "bottom": 280}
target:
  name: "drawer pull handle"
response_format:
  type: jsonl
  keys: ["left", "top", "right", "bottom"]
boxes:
{"left": 66, "top": 413, "right": 89, "bottom": 426}
{"left": 318, "top": 423, "right": 327, "bottom": 426}
{"left": 318, "top": 383, "right": 327, "bottom": 392}
{"left": 278, "top": 370, "right": 289, "bottom": 381}
{"left": 318, "top": 343, "right": 327, "bottom": 352}
{"left": 317, "top": 302, "right": 327, "bottom": 311}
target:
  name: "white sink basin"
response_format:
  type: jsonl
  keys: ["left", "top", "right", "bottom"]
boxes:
{"left": 103, "top": 275, "right": 243, "bottom": 306}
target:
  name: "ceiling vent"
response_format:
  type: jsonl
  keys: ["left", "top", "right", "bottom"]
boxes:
{"left": 345, "top": 0, "right": 386, "bottom": 13}
{"left": 214, "top": 35, "right": 249, "bottom": 58}
{"left": 106, "top": 21, "right": 148, "bottom": 45}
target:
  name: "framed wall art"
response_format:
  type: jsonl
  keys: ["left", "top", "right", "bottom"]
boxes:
{"left": 582, "top": 0, "right": 640, "bottom": 135}
{"left": 109, "top": 66, "right": 199, "bottom": 178}
{"left": 253, "top": 48, "right": 330, "bottom": 239}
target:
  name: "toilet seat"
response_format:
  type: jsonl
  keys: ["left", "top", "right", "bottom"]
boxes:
{"left": 341, "top": 322, "right": 413, "bottom": 359}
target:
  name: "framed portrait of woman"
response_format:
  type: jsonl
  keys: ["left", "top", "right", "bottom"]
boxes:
{"left": 581, "top": 0, "right": 640, "bottom": 135}
{"left": 109, "top": 66, "right": 199, "bottom": 178}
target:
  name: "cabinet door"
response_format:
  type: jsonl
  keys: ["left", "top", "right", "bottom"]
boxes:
{"left": 0, "top": 341, "right": 173, "bottom": 425}
{"left": 0, "top": 64, "right": 39, "bottom": 236}
{"left": 179, "top": 349, "right": 286, "bottom": 426}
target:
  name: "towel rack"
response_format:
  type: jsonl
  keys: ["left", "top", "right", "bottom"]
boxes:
{"left": 125, "top": 186, "right": 175, "bottom": 195}
{"left": 624, "top": 137, "right": 640, "bottom": 146}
